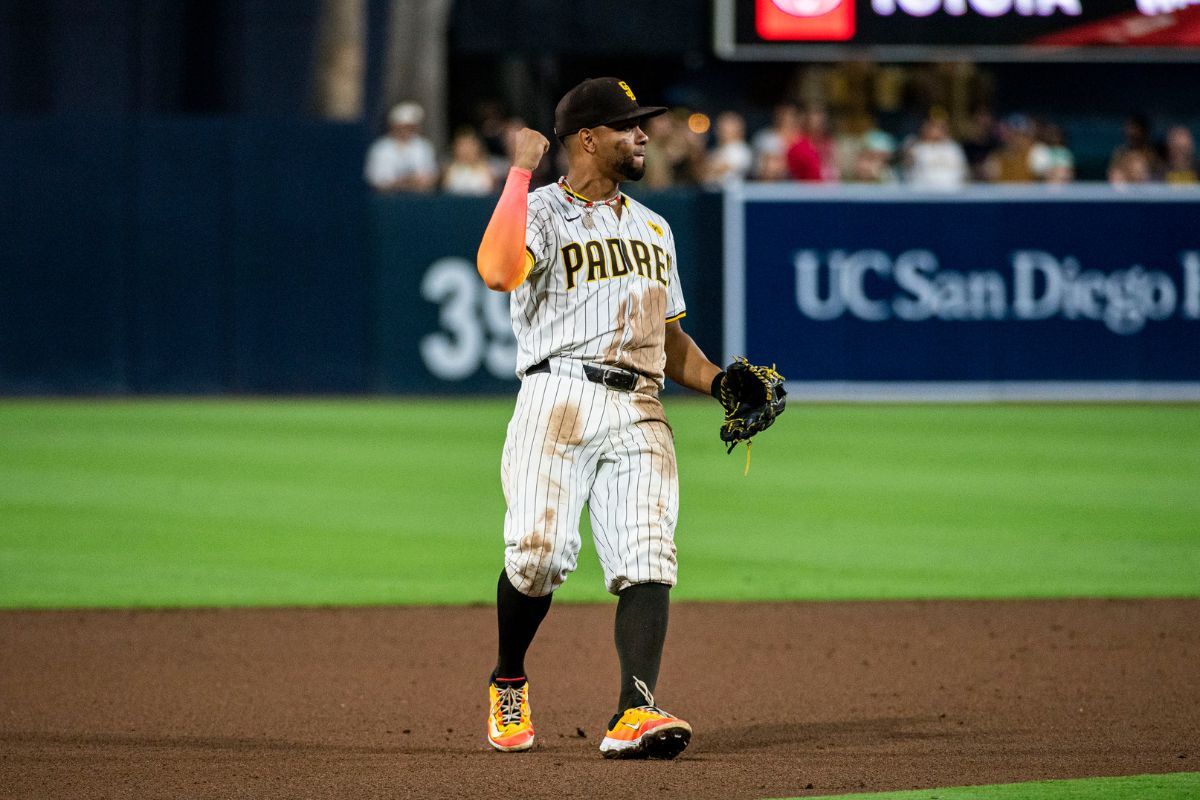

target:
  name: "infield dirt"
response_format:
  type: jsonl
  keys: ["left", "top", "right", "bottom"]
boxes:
{"left": 1, "top": 600, "right": 1196, "bottom": 800}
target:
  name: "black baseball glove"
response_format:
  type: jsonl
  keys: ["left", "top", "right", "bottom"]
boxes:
{"left": 711, "top": 357, "right": 787, "bottom": 453}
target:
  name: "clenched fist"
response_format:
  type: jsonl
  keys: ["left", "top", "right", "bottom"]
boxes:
{"left": 512, "top": 128, "right": 550, "bottom": 172}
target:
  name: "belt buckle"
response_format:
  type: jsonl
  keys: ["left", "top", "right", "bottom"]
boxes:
{"left": 604, "top": 366, "right": 635, "bottom": 391}
{"left": 584, "top": 362, "right": 635, "bottom": 391}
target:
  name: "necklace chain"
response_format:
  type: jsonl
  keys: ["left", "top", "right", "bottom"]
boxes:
{"left": 558, "top": 177, "right": 622, "bottom": 210}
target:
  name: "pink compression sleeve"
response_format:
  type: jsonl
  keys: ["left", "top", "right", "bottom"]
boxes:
{"left": 477, "top": 167, "right": 533, "bottom": 292}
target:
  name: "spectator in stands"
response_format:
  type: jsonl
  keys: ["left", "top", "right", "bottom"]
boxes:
{"left": 811, "top": 104, "right": 840, "bottom": 181}
{"left": 984, "top": 114, "right": 1042, "bottom": 183}
{"left": 703, "top": 111, "right": 754, "bottom": 187}
{"left": 752, "top": 103, "right": 802, "bottom": 181}
{"left": 1030, "top": 122, "right": 1074, "bottom": 184}
{"left": 364, "top": 102, "right": 438, "bottom": 193}
{"left": 1109, "top": 114, "right": 1161, "bottom": 182}
{"left": 785, "top": 106, "right": 837, "bottom": 182}
{"left": 676, "top": 113, "right": 710, "bottom": 185}
{"left": 642, "top": 113, "right": 705, "bottom": 188}
{"left": 785, "top": 131, "right": 822, "bottom": 181}
{"left": 904, "top": 113, "right": 968, "bottom": 190}
{"left": 803, "top": 105, "right": 841, "bottom": 182}
{"left": 961, "top": 106, "right": 1001, "bottom": 182}
{"left": 832, "top": 114, "right": 875, "bottom": 180}
{"left": 1162, "top": 125, "right": 1198, "bottom": 184}
{"left": 1109, "top": 150, "right": 1153, "bottom": 186}
{"left": 442, "top": 128, "right": 496, "bottom": 196}
{"left": 847, "top": 130, "right": 898, "bottom": 184}
{"left": 642, "top": 114, "right": 680, "bottom": 189}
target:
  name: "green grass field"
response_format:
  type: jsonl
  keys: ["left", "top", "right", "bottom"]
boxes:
{"left": 3, "top": 399, "right": 1197, "bottom": 798}
{"left": 782, "top": 772, "right": 1200, "bottom": 800}
{"left": 1, "top": 399, "right": 1197, "bottom": 608}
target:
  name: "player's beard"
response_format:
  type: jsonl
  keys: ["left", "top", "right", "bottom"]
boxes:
{"left": 616, "top": 153, "right": 645, "bottom": 182}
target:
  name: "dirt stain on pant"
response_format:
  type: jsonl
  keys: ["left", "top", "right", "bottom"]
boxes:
{"left": 518, "top": 478, "right": 563, "bottom": 593}
{"left": 544, "top": 402, "right": 584, "bottom": 457}
{"left": 520, "top": 508, "right": 557, "bottom": 557}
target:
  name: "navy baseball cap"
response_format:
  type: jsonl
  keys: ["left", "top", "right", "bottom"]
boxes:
{"left": 554, "top": 78, "right": 668, "bottom": 139}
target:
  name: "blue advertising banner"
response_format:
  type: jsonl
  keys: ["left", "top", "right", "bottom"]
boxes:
{"left": 724, "top": 185, "right": 1200, "bottom": 400}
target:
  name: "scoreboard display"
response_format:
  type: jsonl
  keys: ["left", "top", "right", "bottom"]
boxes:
{"left": 714, "top": 0, "right": 1200, "bottom": 60}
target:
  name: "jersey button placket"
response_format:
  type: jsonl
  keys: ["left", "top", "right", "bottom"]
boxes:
{"left": 615, "top": 199, "right": 629, "bottom": 233}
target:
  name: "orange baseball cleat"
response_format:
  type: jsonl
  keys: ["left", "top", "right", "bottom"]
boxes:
{"left": 598, "top": 678, "right": 691, "bottom": 759}
{"left": 487, "top": 679, "right": 535, "bottom": 752}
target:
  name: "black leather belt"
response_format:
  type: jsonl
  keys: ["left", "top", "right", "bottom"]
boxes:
{"left": 525, "top": 359, "right": 639, "bottom": 392}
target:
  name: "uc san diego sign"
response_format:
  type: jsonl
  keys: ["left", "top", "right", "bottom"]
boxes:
{"left": 724, "top": 185, "right": 1200, "bottom": 399}
{"left": 793, "top": 249, "right": 1200, "bottom": 335}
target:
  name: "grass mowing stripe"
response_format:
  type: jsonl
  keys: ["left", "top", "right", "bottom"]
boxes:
{"left": 768, "top": 772, "right": 1200, "bottom": 800}
{"left": 1, "top": 400, "right": 1197, "bottom": 608}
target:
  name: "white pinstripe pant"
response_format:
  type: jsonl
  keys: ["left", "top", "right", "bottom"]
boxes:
{"left": 501, "top": 370, "right": 679, "bottom": 597}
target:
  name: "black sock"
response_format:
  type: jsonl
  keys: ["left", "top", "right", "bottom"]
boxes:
{"left": 493, "top": 569, "right": 552, "bottom": 683}
{"left": 613, "top": 582, "right": 670, "bottom": 715}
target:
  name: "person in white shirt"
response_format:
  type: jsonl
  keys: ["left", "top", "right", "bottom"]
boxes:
{"left": 443, "top": 128, "right": 497, "bottom": 196}
{"left": 751, "top": 103, "right": 802, "bottom": 181}
{"left": 904, "top": 116, "right": 969, "bottom": 191}
{"left": 1029, "top": 122, "right": 1074, "bottom": 184}
{"left": 703, "top": 111, "right": 754, "bottom": 188}
{"left": 364, "top": 102, "right": 438, "bottom": 193}
{"left": 849, "top": 130, "right": 899, "bottom": 185}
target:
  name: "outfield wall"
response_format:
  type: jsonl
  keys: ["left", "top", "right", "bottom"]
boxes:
{"left": 392, "top": 186, "right": 1200, "bottom": 399}
{"left": 1, "top": 117, "right": 371, "bottom": 394}
{"left": 3, "top": 118, "right": 1198, "bottom": 397}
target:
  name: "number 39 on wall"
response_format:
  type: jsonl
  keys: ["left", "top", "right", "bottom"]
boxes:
{"left": 419, "top": 257, "right": 518, "bottom": 381}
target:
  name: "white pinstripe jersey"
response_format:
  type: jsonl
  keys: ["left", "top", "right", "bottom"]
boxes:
{"left": 512, "top": 183, "right": 687, "bottom": 389}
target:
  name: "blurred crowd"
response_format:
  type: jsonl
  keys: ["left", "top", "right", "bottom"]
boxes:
{"left": 365, "top": 100, "right": 1199, "bottom": 195}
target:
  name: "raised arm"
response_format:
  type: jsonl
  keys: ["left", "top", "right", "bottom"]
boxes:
{"left": 476, "top": 129, "right": 550, "bottom": 292}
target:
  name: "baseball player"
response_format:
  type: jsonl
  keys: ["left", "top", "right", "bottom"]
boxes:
{"left": 475, "top": 78, "right": 730, "bottom": 760}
